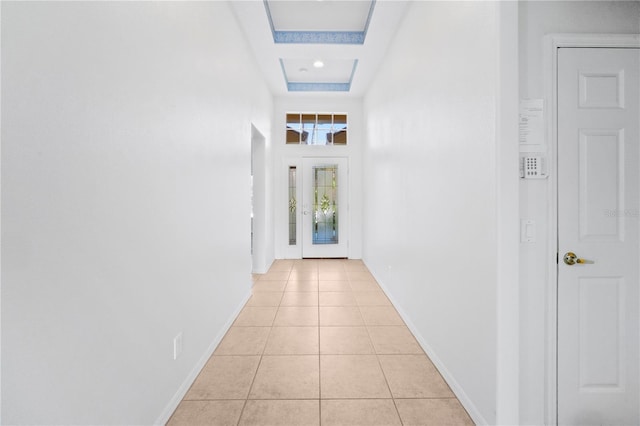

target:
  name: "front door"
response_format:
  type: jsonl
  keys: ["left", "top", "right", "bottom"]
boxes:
{"left": 301, "top": 157, "right": 348, "bottom": 258}
{"left": 557, "top": 47, "right": 639, "bottom": 425}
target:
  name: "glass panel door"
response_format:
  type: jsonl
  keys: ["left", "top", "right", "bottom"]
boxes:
{"left": 312, "top": 165, "right": 338, "bottom": 245}
{"left": 288, "top": 166, "right": 297, "bottom": 245}
{"left": 302, "top": 157, "right": 348, "bottom": 258}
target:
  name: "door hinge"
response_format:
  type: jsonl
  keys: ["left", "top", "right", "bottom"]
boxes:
{"left": 556, "top": 252, "right": 559, "bottom": 264}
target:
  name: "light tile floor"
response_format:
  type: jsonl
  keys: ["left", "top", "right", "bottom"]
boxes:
{"left": 167, "top": 259, "right": 474, "bottom": 426}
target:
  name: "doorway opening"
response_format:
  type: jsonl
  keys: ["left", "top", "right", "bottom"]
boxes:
{"left": 251, "top": 125, "right": 268, "bottom": 273}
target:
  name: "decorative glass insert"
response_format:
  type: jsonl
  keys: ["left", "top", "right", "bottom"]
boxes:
{"left": 313, "top": 165, "right": 339, "bottom": 245}
{"left": 288, "top": 166, "right": 297, "bottom": 245}
{"left": 286, "top": 113, "right": 348, "bottom": 145}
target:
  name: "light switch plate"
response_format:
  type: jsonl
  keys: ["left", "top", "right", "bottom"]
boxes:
{"left": 520, "top": 219, "right": 536, "bottom": 243}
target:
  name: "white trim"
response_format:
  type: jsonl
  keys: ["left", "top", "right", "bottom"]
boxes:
{"left": 495, "top": 2, "right": 520, "bottom": 425}
{"left": 0, "top": 3, "right": 3, "bottom": 422}
{"left": 252, "top": 125, "right": 269, "bottom": 274}
{"left": 153, "top": 291, "right": 251, "bottom": 426}
{"left": 543, "top": 33, "right": 640, "bottom": 426}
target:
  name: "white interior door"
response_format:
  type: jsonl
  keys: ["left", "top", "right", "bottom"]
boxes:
{"left": 558, "top": 47, "right": 639, "bottom": 425}
{"left": 301, "top": 157, "right": 348, "bottom": 258}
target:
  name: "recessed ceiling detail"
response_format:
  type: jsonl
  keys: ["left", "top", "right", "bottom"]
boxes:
{"left": 280, "top": 58, "right": 358, "bottom": 92}
{"left": 264, "top": 0, "right": 376, "bottom": 45}
{"left": 230, "top": 1, "right": 410, "bottom": 96}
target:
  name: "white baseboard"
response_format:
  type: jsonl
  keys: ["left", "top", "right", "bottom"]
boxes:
{"left": 154, "top": 291, "right": 251, "bottom": 425}
{"left": 365, "top": 263, "right": 489, "bottom": 426}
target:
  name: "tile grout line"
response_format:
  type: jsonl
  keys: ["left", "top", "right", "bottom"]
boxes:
{"left": 353, "top": 268, "right": 406, "bottom": 426}
{"left": 234, "top": 266, "right": 284, "bottom": 426}
{"left": 317, "top": 265, "right": 322, "bottom": 426}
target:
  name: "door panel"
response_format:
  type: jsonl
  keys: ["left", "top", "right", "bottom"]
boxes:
{"left": 578, "top": 129, "right": 624, "bottom": 241}
{"left": 558, "top": 47, "right": 639, "bottom": 425}
{"left": 577, "top": 277, "right": 625, "bottom": 390}
{"left": 302, "top": 157, "right": 348, "bottom": 258}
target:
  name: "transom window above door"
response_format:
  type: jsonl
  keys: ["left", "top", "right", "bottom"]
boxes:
{"left": 286, "top": 113, "right": 347, "bottom": 145}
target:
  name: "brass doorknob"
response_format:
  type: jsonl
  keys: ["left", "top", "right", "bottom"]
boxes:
{"left": 563, "top": 252, "right": 593, "bottom": 265}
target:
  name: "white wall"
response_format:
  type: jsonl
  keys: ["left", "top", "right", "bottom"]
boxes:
{"left": 252, "top": 125, "right": 274, "bottom": 274}
{"left": 518, "top": 2, "right": 640, "bottom": 424}
{"left": 273, "top": 97, "right": 363, "bottom": 260}
{"left": 1, "top": 2, "right": 272, "bottom": 424}
{"left": 363, "top": 2, "right": 499, "bottom": 424}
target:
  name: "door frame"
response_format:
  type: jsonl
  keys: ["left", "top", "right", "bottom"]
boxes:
{"left": 281, "top": 156, "right": 350, "bottom": 259}
{"left": 544, "top": 33, "right": 640, "bottom": 425}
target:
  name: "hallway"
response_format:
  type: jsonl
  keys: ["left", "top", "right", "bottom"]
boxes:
{"left": 168, "top": 259, "right": 473, "bottom": 425}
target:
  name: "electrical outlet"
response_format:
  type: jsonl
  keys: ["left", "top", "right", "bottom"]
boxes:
{"left": 173, "top": 332, "right": 183, "bottom": 360}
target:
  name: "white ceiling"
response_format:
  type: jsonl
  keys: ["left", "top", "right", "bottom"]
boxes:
{"left": 231, "top": 0, "right": 410, "bottom": 97}
{"left": 267, "top": 0, "right": 373, "bottom": 31}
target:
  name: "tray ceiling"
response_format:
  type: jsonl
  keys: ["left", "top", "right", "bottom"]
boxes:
{"left": 267, "top": 0, "right": 373, "bottom": 32}
{"left": 231, "top": 0, "right": 410, "bottom": 96}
